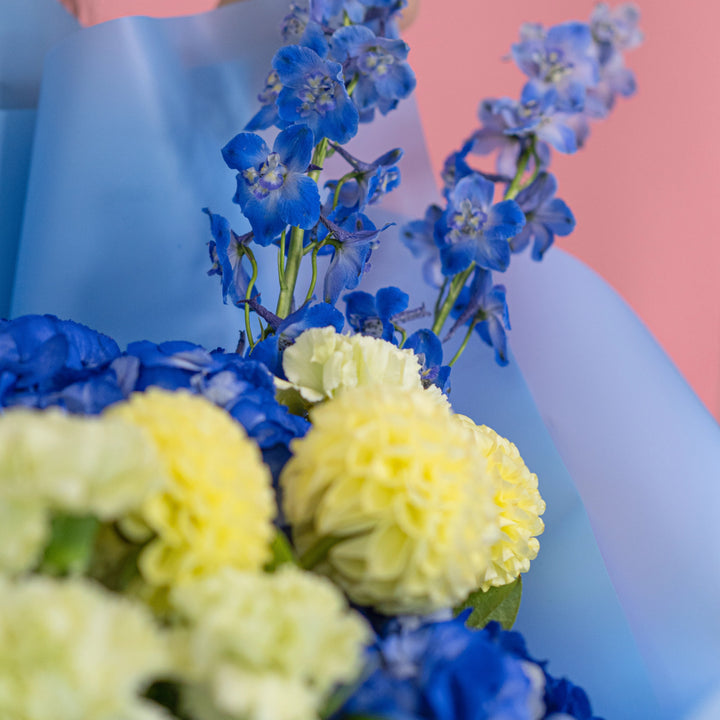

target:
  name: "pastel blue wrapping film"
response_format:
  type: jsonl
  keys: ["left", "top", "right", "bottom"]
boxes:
{"left": 4, "top": 0, "right": 720, "bottom": 717}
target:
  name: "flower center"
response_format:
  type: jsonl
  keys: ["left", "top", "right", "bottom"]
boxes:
{"left": 536, "top": 47, "right": 574, "bottom": 84}
{"left": 243, "top": 152, "right": 287, "bottom": 199}
{"left": 299, "top": 72, "right": 337, "bottom": 115}
{"left": 450, "top": 199, "right": 487, "bottom": 240}
{"left": 359, "top": 47, "right": 395, "bottom": 78}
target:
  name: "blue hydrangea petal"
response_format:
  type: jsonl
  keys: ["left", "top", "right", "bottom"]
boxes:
{"left": 222, "top": 132, "right": 269, "bottom": 171}
{"left": 274, "top": 124, "right": 315, "bottom": 173}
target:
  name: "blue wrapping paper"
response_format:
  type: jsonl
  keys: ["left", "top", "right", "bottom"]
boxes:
{"left": 4, "top": 1, "right": 720, "bottom": 717}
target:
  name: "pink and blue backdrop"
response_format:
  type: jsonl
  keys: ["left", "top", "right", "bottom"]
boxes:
{"left": 56, "top": 0, "right": 720, "bottom": 420}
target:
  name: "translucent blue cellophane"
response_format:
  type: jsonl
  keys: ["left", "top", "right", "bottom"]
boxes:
{"left": 4, "top": 1, "right": 720, "bottom": 717}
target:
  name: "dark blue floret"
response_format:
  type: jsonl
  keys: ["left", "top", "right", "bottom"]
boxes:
{"left": 343, "top": 286, "right": 409, "bottom": 343}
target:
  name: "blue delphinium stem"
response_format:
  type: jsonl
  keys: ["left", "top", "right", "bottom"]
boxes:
{"left": 277, "top": 139, "right": 329, "bottom": 318}
{"left": 278, "top": 228, "right": 286, "bottom": 285}
{"left": 244, "top": 245, "right": 259, "bottom": 349}
{"left": 504, "top": 138, "right": 535, "bottom": 200}
{"left": 431, "top": 265, "right": 474, "bottom": 336}
{"left": 448, "top": 317, "right": 479, "bottom": 367}
{"left": 333, "top": 171, "right": 358, "bottom": 209}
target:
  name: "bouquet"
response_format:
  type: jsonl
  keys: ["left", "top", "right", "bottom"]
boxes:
{"left": 0, "top": 2, "right": 641, "bottom": 719}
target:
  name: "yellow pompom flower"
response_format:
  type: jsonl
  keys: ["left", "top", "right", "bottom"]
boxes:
{"left": 279, "top": 326, "right": 424, "bottom": 403}
{"left": 106, "top": 389, "right": 275, "bottom": 592}
{"left": 0, "top": 408, "right": 165, "bottom": 575}
{"left": 281, "top": 385, "right": 499, "bottom": 614}
{"left": 457, "top": 415, "right": 546, "bottom": 590}
{"left": 0, "top": 575, "right": 170, "bottom": 720}
{"left": 171, "top": 565, "right": 370, "bottom": 720}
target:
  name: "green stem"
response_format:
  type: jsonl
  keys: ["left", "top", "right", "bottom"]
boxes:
{"left": 434, "top": 278, "right": 449, "bottom": 319}
{"left": 396, "top": 325, "right": 407, "bottom": 348}
{"left": 304, "top": 242, "right": 322, "bottom": 304}
{"left": 504, "top": 136, "right": 535, "bottom": 200}
{"left": 276, "top": 140, "right": 329, "bottom": 317}
{"left": 277, "top": 228, "right": 286, "bottom": 285}
{"left": 333, "top": 171, "right": 357, "bottom": 210}
{"left": 243, "top": 246, "right": 258, "bottom": 349}
{"left": 448, "top": 318, "right": 479, "bottom": 367}
{"left": 431, "top": 265, "right": 474, "bottom": 337}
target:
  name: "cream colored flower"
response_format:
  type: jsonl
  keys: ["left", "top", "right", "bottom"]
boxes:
{"left": 171, "top": 565, "right": 370, "bottom": 720}
{"left": 0, "top": 575, "right": 170, "bottom": 720}
{"left": 457, "top": 415, "right": 546, "bottom": 590}
{"left": 106, "top": 389, "right": 276, "bottom": 595}
{"left": 279, "top": 326, "right": 424, "bottom": 403}
{"left": 281, "top": 384, "right": 499, "bottom": 614}
{"left": 0, "top": 407, "right": 165, "bottom": 574}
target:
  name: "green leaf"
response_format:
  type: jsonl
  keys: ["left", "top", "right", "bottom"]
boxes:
{"left": 39, "top": 513, "right": 100, "bottom": 577}
{"left": 455, "top": 577, "right": 522, "bottom": 630}
{"left": 264, "top": 529, "right": 297, "bottom": 571}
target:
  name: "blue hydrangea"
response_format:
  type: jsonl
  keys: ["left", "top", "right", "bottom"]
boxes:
{"left": 343, "top": 286, "right": 409, "bottom": 342}
{"left": 0, "top": 315, "right": 122, "bottom": 413}
{"left": 485, "top": 622, "right": 603, "bottom": 720}
{"left": 222, "top": 124, "right": 320, "bottom": 247}
{"left": 273, "top": 45, "right": 359, "bottom": 144}
{"left": 438, "top": 173, "right": 526, "bottom": 275}
{"left": 204, "top": 209, "right": 258, "bottom": 305}
{"left": 330, "top": 25, "right": 415, "bottom": 116}
{"left": 512, "top": 22, "right": 599, "bottom": 112}
{"left": 450, "top": 268, "right": 510, "bottom": 366}
{"left": 342, "top": 613, "right": 545, "bottom": 720}
{"left": 512, "top": 173, "right": 575, "bottom": 260}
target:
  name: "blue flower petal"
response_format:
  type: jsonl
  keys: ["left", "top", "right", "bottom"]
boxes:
{"left": 222, "top": 132, "right": 269, "bottom": 171}
{"left": 274, "top": 124, "right": 315, "bottom": 173}
{"left": 278, "top": 174, "right": 321, "bottom": 230}
{"left": 376, "top": 286, "right": 409, "bottom": 319}
{"left": 535, "top": 197, "right": 576, "bottom": 237}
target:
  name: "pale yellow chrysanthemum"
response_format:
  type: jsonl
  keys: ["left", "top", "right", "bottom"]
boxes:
{"left": 279, "top": 326, "right": 424, "bottom": 403}
{"left": 106, "top": 389, "right": 275, "bottom": 592}
{"left": 171, "top": 565, "right": 370, "bottom": 720}
{"left": 0, "top": 407, "right": 165, "bottom": 574}
{"left": 457, "top": 415, "right": 546, "bottom": 590}
{"left": 0, "top": 575, "right": 170, "bottom": 720}
{"left": 281, "top": 385, "right": 499, "bottom": 614}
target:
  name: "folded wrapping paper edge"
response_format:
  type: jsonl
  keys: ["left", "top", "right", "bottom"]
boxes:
{"left": 505, "top": 248, "right": 720, "bottom": 717}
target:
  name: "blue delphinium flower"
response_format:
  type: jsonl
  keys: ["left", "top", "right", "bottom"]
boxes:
{"left": 590, "top": 3, "right": 643, "bottom": 62}
{"left": 244, "top": 69, "right": 285, "bottom": 132}
{"left": 438, "top": 173, "right": 525, "bottom": 275}
{"left": 343, "top": 286, "right": 409, "bottom": 342}
{"left": 281, "top": 2, "right": 311, "bottom": 44}
{"left": 273, "top": 45, "right": 359, "bottom": 144}
{"left": 449, "top": 268, "right": 510, "bottom": 366}
{"left": 401, "top": 204, "right": 444, "bottom": 288}
{"left": 250, "top": 301, "right": 345, "bottom": 377}
{"left": 222, "top": 124, "right": 320, "bottom": 247}
{"left": 326, "top": 146, "right": 403, "bottom": 212}
{"left": 512, "top": 22, "right": 599, "bottom": 112}
{"left": 495, "top": 85, "right": 580, "bottom": 155}
{"left": 342, "top": 613, "right": 545, "bottom": 720}
{"left": 0, "top": 315, "right": 122, "bottom": 413}
{"left": 511, "top": 173, "right": 575, "bottom": 260}
{"left": 204, "top": 209, "right": 258, "bottom": 305}
{"left": 320, "top": 211, "right": 391, "bottom": 304}
{"left": 331, "top": 25, "right": 415, "bottom": 117}
{"left": 404, "top": 328, "right": 450, "bottom": 391}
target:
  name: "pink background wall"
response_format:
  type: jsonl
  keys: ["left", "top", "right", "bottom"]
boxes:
{"left": 61, "top": 0, "right": 720, "bottom": 421}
